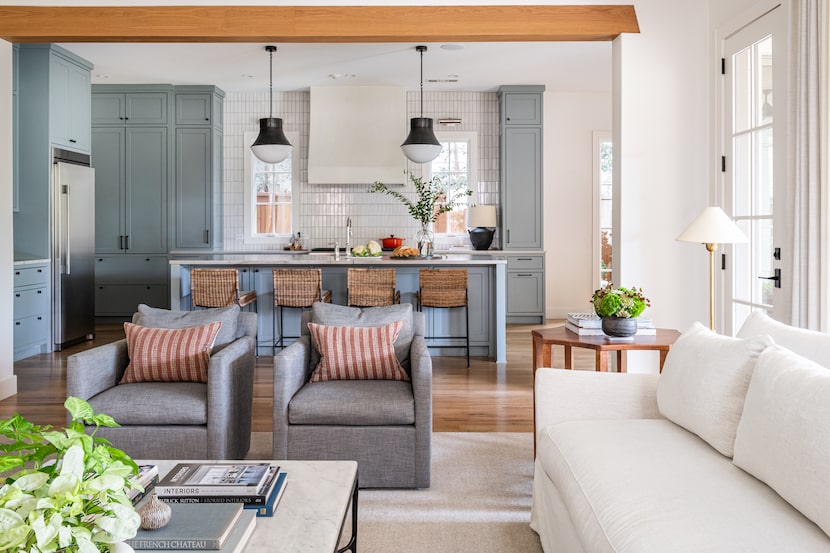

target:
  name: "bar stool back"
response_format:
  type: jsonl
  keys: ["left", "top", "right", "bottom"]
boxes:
{"left": 417, "top": 268, "right": 469, "bottom": 367}
{"left": 190, "top": 268, "right": 257, "bottom": 309}
{"left": 273, "top": 268, "right": 332, "bottom": 350}
{"left": 346, "top": 268, "right": 400, "bottom": 307}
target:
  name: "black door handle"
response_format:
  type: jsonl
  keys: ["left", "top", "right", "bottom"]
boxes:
{"left": 758, "top": 268, "right": 781, "bottom": 288}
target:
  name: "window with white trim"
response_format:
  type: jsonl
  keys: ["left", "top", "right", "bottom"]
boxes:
{"left": 428, "top": 132, "right": 478, "bottom": 235}
{"left": 243, "top": 131, "right": 299, "bottom": 244}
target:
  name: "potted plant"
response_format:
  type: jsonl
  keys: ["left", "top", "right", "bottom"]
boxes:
{"left": 0, "top": 397, "right": 142, "bottom": 553}
{"left": 368, "top": 172, "right": 472, "bottom": 256}
{"left": 591, "top": 284, "right": 650, "bottom": 337}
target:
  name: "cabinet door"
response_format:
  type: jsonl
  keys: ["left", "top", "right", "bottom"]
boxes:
{"left": 175, "top": 94, "right": 212, "bottom": 125}
{"left": 92, "top": 93, "right": 126, "bottom": 125}
{"left": 92, "top": 127, "right": 126, "bottom": 253}
{"left": 126, "top": 127, "right": 168, "bottom": 253}
{"left": 503, "top": 93, "right": 542, "bottom": 126}
{"left": 503, "top": 127, "right": 542, "bottom": 249}
{"left": 50, "top": 55, "right": 90, "bottom": 152}
{"left": 126, "top": 93, "right": 168, "bottom": 124}
{"left": 175, "top": 128, "right": 212, "bottom": 249}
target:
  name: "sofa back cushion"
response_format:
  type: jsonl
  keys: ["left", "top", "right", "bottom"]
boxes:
{"left": 733, "top": 345, "right": 830, "bottom": 539}
{"left": 133, "top": 304, "right": 239, "bottom": 350}
{"left": 657, "top": 322, "right": 772, "bottom": 457}
{"left": 737, "top": 310, "right": 830, "bottom": 368}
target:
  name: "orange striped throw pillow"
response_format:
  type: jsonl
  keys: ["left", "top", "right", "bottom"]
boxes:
{"left": 120, "top": 321, "right": 221, "bottom": 384}
{"left": 308, "top": 320, "right": 409, "bottom": 382}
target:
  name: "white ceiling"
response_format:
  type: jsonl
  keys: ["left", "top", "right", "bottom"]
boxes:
{"left": 58, "top": 41, "right": 612, "bottom": 93}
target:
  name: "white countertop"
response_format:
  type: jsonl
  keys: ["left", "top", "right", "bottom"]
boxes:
{"left": 169, "top": 253, "right": 507, "bottom": 266}
{"left": 13, "top": 258, "right": 50, "bottom": 266}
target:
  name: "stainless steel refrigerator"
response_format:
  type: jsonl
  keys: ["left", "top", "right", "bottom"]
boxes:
{"left": 52, "top": 148, "right": 95, "bottom": 350}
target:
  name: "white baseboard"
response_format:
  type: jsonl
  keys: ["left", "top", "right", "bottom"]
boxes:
{"left": 0, "top": 374, "right": 18, "bottom": 401}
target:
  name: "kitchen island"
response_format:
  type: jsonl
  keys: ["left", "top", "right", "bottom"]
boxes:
{"left": 169, "top": 254, "right": 507, "bottom": 362}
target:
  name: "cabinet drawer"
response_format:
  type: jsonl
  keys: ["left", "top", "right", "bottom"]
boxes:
{"left": 506, "top": 255, "right": 544, "bottom": 271}
{"left": 506, "top": 271, "right": 544, "bottom": 314}
{"left": 14, "top": 265, "right": 49, "bottom": 287}
{"left": 14, "top": 287, "right": 49, "bottom": 319}
{"left": 95, "top": 284, "right": 169, "bottom": 315}
{"left": 14, "top": 313, "right": 50, "bottom": 346}
{"left": 95, "top": 255, "right": 169, "bottom": 284}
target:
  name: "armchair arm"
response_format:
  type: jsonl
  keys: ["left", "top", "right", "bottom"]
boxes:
{"left": 272, "top": 336, "right": 312, "bottom": 458}
{"left": 206, "top": 336, "right": 256, "bottom": 459}
{"left": 409, "top": 335, "right": 432, "bottom": 487}
{"left": 535, "top": 368, "right": 661, "bottom": 445}
{"left": 67, "top": 339, "right": 129, "bottom": 400}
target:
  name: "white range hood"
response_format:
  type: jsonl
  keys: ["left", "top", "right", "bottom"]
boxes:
{"left": 308, "top": 86, "right": 408, "bottom": 185}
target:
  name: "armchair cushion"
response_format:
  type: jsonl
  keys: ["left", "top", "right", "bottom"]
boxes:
{"left": 309, "top": 302, "right": 414, "bottom": 369}
{"left": 134, "top": 303, "right": 240, "bottom": 350}
{"left": 289, "top": 380, "right": 415, "bottom": 425}
{"left": 308, "top": 320, "right": 409, "bottom": 382}
{"left": 88, "top": 382, "right": 208, "bottom": 425}
{"left": 120, "top": 321, "right": 221, "bottom": 383}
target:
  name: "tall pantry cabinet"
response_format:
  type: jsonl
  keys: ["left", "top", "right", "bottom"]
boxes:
{"left": 498, "top": 85, "right": 546, "bottom": 324}
{"left": 91, "top": 85, "right": 224, "bottom": 319}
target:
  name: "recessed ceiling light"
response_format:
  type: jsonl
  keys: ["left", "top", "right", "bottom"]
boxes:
{"left": 328, "top": 73, "right": 356, "bottom": 80}
{"left": 448, "top": 74, "right": 460, "bottom": 79}
{"left": 440, "top": 44, "right": 465, "bottom": 51}
{"left": 241, "top": 74, "right": 255, "bottom": 78}
{"left": 95, "top": 74, "right": 109, "bottom": 79}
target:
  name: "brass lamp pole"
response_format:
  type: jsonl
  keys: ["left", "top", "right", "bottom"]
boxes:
{"left": 676, "top": 207, "right": 747, "bottom": 331}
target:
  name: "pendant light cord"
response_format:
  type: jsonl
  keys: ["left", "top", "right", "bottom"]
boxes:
{"left": 269, "top": 47, "right": 274, "bottom": 118}
{"left": 419, "top": 47, "right": 424, "bottom": 118}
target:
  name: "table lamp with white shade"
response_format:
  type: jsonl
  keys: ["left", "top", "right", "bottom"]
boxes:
{"left": 676, "top": 206, "right": 748, "bottom": 330}
{"left": 466, "top": 205, "right": 497, "bottom": 250}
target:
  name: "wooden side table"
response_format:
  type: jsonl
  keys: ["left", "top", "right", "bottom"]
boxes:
{"left": 532, "top": 327, "right": 681, "bottom": 373}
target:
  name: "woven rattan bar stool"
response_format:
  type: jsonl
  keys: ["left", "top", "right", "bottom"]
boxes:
{"left": 417, "top": 268, "right": 469, "bottom": 367}
{"left": 190, "top": 268, "right": 257, "bottom": 310}
{"left": 272, "top": 268, "right": 332, "bottom": 350}
{"left": 346, "top": 268, "right": 400, "bottom": 307}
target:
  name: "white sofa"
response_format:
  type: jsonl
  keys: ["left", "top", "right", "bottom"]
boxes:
{"left": 531, "top": 311, "right": 830, "bottom": 553}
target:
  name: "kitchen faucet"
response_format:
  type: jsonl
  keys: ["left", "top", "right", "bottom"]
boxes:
{"left": 345, "top": 216, "right": 353, "bottom": 257}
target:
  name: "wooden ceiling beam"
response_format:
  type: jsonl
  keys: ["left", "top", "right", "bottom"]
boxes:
{"left": 0, "top": 5, "right": 639, "bottom": 43}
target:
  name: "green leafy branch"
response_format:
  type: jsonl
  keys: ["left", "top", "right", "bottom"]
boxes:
{"left": 368, "top": 173, "right": 473, "bottom": 225}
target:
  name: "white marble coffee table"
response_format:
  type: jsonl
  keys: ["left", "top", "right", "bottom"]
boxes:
{"left": 148, "top": 460, "right": 358, "bottom": 553}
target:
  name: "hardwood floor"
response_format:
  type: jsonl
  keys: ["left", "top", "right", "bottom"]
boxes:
{"left": 1, "top": 320, "right": 598, "bottom": 432}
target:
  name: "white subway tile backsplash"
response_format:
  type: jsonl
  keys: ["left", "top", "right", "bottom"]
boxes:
{"left": 222, "top": 90, "right": 499, "bottom": 251}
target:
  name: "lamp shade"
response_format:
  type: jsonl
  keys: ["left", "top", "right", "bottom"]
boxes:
{"left": 251, "top": 117, "right": 293, "bottom": 164}
{"left": 467, "top": 205, "right": 497, "bottom": 228}
{"left": 676, "top": 206, "right": 748, "bottom": 244}
{"left": 401, "top": 117, "right": 442, "bottom": 163}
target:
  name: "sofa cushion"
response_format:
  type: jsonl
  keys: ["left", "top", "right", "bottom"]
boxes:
{"left": 89, "top": 382, "right": 208, "bottom": 425}
{"left": 308, "top": 320, "right": 409, "bottom": 382}
{"left": 656, "top": 321, "right": 772, "bottom": 457}
{"left": 310, "top": 302, "right": 414, "bottom": 368}
{"left": 120, "top": 322, "right": 220, "bottom": 384}
{"left": 733, "top": 345, "right": 830, "bottom": 538}
{"left": 133, "top": 303, "right": 239, "bottom": 350}
{"left": 289, "top": 380, "right": 415, "bottom": 425}
{"left": 737, "top": 310, "right": 830, "bottom": 368}
{"left": 536, "top": 418, "right": 830, "bottom": 553}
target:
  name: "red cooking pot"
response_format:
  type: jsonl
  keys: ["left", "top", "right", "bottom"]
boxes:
{"left": 380, "top": 235, "right": 405, "bottom": 249}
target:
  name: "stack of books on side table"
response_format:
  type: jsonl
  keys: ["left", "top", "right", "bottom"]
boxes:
{"left": 155, "top": 462, "right": 288, "bottom": 517}
{"left": 565, "top": 312, "right": 656, "bottom": 336}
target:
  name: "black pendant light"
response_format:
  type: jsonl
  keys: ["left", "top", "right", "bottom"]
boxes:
{"left": 401, "top": 45, "right": 442, "bottom": 164}
{"left": 251, "top": 45, "right": 293, "bottom": 164}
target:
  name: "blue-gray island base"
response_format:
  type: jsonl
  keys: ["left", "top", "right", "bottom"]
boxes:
{"left": 169, "top": 254, "right": 507, "bottom": 363}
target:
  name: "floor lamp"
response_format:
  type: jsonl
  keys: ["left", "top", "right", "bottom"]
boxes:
{"left": 676, "top": 206, "right": 748, "bottom": 331}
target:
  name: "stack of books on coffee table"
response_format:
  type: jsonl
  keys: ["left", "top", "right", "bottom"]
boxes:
{"left": 565, "top": 312, "right": 656, "bottom": 336}
{"left": 154, "top": 462, "right": 288, "bottom": 517}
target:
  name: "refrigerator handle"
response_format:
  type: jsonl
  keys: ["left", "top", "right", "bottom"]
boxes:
{"left": 62, "top": 184, "right": 71, "bottom": 275}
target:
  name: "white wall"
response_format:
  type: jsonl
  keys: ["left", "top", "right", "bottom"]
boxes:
{"left": 0, "top": 40, "right": 17, "bottom": 400}
{"left": 544, "top": 90, "right": 612, "bottom": 318}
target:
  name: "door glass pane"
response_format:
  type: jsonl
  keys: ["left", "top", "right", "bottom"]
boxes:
{"left": 755, "top": 218, "right": 773, "bottom": 306}
{"left": 733, "top": 133, "right": 751, "bottom": 216}
{"left": 755, "top": 37, "right": 773, "bottom": 126}
{"left": 754, "top": 127, "right": 773, "bottom": 216}
{"left": 733, "top": 47, "right": 752, "bottom": 133}
{"left": 733, "top": 219, "right": 752, "bottom": 302}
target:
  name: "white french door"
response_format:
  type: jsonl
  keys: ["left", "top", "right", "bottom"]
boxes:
{"left": 722, "top": 4, "right": 789, "bottom": 334}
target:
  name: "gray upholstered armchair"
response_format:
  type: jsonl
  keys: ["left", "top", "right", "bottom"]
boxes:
{"left": 67, "top": 304, "right": 257, "bottom": 460}
{"left": 273, "top": 302, "right": 432, "bottom": 488}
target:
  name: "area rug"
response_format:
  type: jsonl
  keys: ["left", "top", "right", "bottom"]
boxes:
{"left": 248, "top": 432, "right": 543, "bottom": 553}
